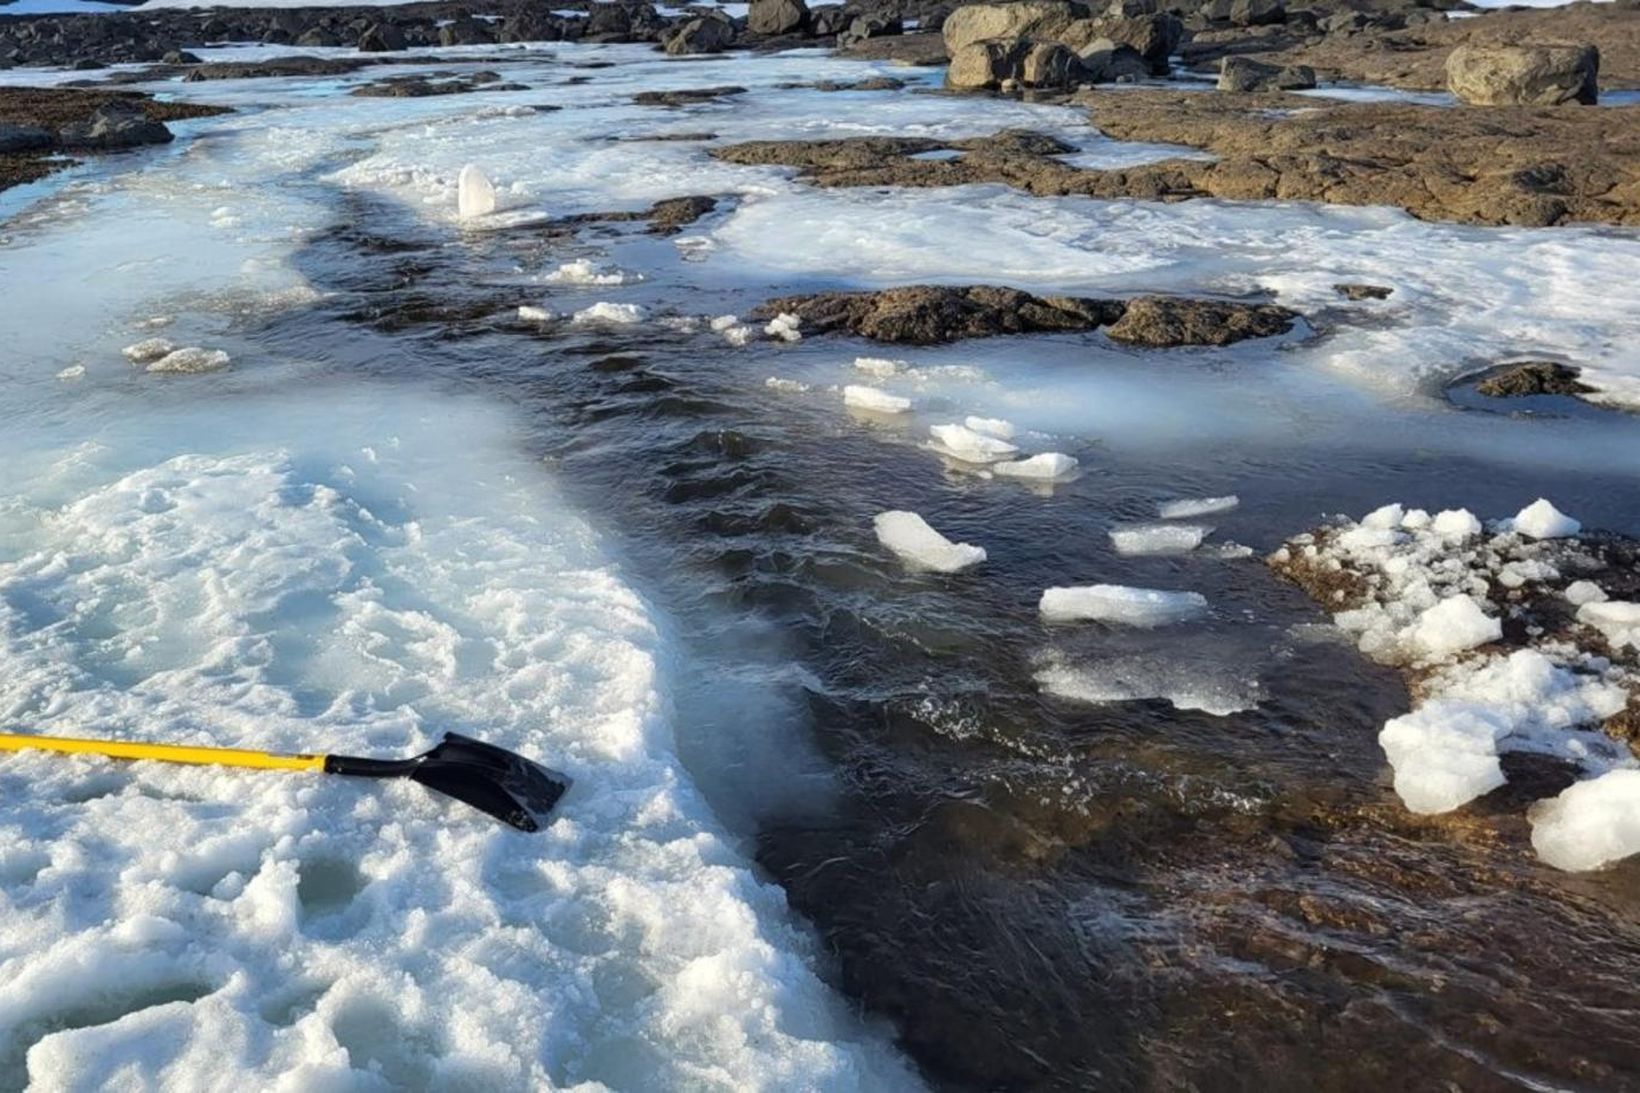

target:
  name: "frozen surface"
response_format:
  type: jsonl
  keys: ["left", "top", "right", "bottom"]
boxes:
{"left": 873, "top": 511, "right": 986, "bottom": 573}
{"left": 1040, "top": 585, "right": 1209, "bottom": 626}
{"left": 1531, "top": 769, "right": 1640, "bottom": 872}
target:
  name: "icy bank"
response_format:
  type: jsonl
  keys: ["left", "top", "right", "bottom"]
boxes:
{"left": 1271, "top": 502, "right": 1640, "bottom": 868}
{"left": 0, "top": 393, "right": 919, "bottom": 1090}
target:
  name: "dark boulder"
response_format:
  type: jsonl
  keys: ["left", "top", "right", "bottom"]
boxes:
{"left": 1474, "top": 361, "right": 1593, "bottom": 398}
{"left": 664, "top": 15, "right": 736, "bottom": 54}
{"left": 1105, "top": 296, "right": 1296, "bottom": 347}
{"left": 358, "top": 23, "right": 407, "bottom": 52}
{"left": 56, "top": 100, "right": 172, "bottom": 150}
{"left": 748, "top": 0, "right": 810, "bottom": 36}
{"left": 1218, "top": 56, "right": 1315, "bottom": 91}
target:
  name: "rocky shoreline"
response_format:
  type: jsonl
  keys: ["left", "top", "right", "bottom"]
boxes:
{"left": 0, "top": 85, "right": 225, "bottom": 190}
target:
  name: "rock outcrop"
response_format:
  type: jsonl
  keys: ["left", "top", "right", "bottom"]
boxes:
{"left": 1445, "top": 43, "right": 1599, "bottom": 106}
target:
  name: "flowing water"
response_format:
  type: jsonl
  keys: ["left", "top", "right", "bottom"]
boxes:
{"left": 4, "top": 41, "right": 1640, "bottom": 1090}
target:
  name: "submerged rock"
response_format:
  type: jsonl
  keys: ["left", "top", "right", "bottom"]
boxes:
{"left": 1446, "top": 43, "right": 1599, "bottom": 107}
{"left": 1473, "top": 361, "right": 1593, "bottom": 399}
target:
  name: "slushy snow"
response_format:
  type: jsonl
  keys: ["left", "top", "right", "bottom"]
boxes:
{"left": 873, "top": 511, "right": 986, "bottom": 573}
{"left": 1039, "top": 585, "right": 1208, "bottom": 626}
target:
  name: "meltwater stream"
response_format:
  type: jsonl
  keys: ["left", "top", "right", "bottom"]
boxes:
{"left": 5, "top": 41, "right": 1640, "bottom": 1091}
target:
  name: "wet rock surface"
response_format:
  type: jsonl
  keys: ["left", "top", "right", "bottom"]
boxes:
{"left": 0, "top": 86, "right": 227, "bottom": 191}
{"left": 1473, "top": 360, "right": 1594, "bottom": 399}
{"left": 752, "top": 284, "right": 1296, "bottom": 345}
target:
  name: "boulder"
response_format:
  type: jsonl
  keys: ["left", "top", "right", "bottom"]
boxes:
{"left": 357, "top": 23, "right": 406, "bottom": 52}
{"left": 1218, "top": 56, "right": 1315, "bottom": 91}
{"left": 1445, "top": 43, "right": 1598, "bottom": 106}
{"left": 1063, "top": 12, "right": 1180, "bottom": 74}
{"left": 161, "top": 50, "right": 200, "bottom": 65}
{"left": 664, "top": 15, "right": 736, "bottom": 54}
{"left": 56, "top": 101, "right": 171, "bottom": 150}
{"left": 946, "top": 36, "right": 1032, "bottom": 88}
{"left": 942, "top": 1, "right": 1088, "bottom": 54}
{"left": 439, "top": 17, "right": 496, "bottom": 46}
{"left": 749, "top": 0, "right": 809, "bottom": 36}
{"left": 1105, "top": 296, "right": 1296, "bottom": 347}
{"left": 1229, "top": 0, "right": 1283, "bottom": 27}
{"left": 810, "top": 6, "right": 851, "bottom": 36}
{"left": 294, "top": 28, "right": 341, "bottom": 48}
{"left": 584, "top": 4, "right": 633, "bottom": 38}
{"left": 0, "top": 122, "right": 52, "bottom": 154}
{"left": 1474, "top": 361, "right": 1592, "bottom": 398}
{"left": 1078, "top": 38, "right": 1151, "bottom": 81}
{"left": 837, "top": 13, "right": 902, "bottom": 48}
{"left": 1021, "top": 40, "right": 1089, "bottom": 87}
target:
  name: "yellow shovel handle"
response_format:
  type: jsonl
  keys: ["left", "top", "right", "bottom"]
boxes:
{"left": 0, "top": 732, "right": 326, "bottom": 772}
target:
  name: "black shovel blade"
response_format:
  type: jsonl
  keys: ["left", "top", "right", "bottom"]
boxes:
{"left": 411, "top": 733, "right": 572, "bottom": 832}
{"left": 327, "top": 733, "right": 571, "bottom": 832}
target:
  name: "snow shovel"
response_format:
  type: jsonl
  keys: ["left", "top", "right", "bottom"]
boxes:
{"left": 0, "top": 731, "right": 570, "bottom": 832}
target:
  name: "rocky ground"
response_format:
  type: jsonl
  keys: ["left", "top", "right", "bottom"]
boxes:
{"left": 0, "top": 86, "right": 225, "bottom": 190}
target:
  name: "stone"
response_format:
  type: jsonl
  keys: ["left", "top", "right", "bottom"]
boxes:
{"left": 1446, "top": 43, "right": 1599, "bottom": 106}
{"left": 1218, "top": 56, "right": 1315, "bottom": 91}
{"left": 1474, "top": 361, "right": 1592, "bottom": 398}
{"left": 357, "top": 23, "right": 406, "bottom": 52}
{"left": 941, "top": 1, "right": 1088, "bottom": 54}
{"left": 665, "top": 16, "right": 735, "bottom": 54}
{"left": 1021, "top": 40, "right": 1089, "bottom": 88}
{"left": 946, "top": 37, "right": 1033, "bottom": 90}
{"left": 1229, "top": 0, "right": 1284, "bottom": 27}
{"left": 55, "top": 101, "right": 171, "bottom": 149}
{"left": 1105, "top": 296, "right": 1297, "bottom": 346}
{"left": 748, "top": 0, "right": 809, "bottom": 36}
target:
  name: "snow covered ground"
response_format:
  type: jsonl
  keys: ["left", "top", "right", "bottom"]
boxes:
{"left": 0, "top": 54, "right": 925, "bottom": 1090}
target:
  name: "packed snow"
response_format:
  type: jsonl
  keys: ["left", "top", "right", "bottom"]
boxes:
{"left": 1039, "top": 585, "right": 1209, "bottom": 627}
{"left": 873, "top": 511, "right": 987, "bottom": 573}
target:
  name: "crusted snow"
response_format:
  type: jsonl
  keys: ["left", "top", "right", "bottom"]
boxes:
{"left": 843, "top": 385, "right": 911, "bottom": 414}
{"left": 1109, "top": 523, "right": 1209, "bottom": 556}
{"left": 873, "top": 511, "right": 986, "bottom": 573}
{"left": 1158, "top": 495, "right": 1238, "bottom": 519}
{"left": 1039, "top": 585, "right": 1208, "bottom": 626}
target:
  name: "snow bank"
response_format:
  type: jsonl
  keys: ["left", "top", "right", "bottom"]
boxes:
{"left": 1039, "top": 585, "right": 1208, "bottom": 626}
{"left": 993, "top": 453, "right": 1078, "bottom": 480}
{"left": 927, "top": 423, "right": 1018, "bottom": 464}
{"left": 1109, "top": 523, "right": 1208, "bottom": 556}
{"left": 873, "top": 511, "right": 986, "bottom": 573}
{"left": 1158, "top": 495, "right": 1238, "bottom": 519}
{"left": 843, "top": 385, "right": 911, "bottom": 414}
{"left": 1530, "top": 770, "right": 1640, "bottom": 872}
{"left": 0, "top": 396, "right": 918, "bottom": 1090}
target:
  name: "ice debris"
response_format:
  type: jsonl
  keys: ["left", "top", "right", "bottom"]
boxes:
{"left": 844, "top": 385, "right": 911, "bottom": 414}
{"left": 122, "top": 337, "right": 175, "bottom": 364}
{"left": 572, "top": 302, "right": 645, "bottom": 325}
{"left": 1530, "top": 770, "right": 1640, "bottom": 872}
{"left": 928, "top": 423, "right": 1018, "bottom": 464}
{"left": 992, "top": 453, "right": 1078, "bottom": 481}
{"left": 1039, "top": 585, "right": 1208, "bottom": 626}
{"left": 544, "top": 259, "right": 636, "bottom": 286}
{"left": 147, "top": 348, "right": 230, "bottom": 374}
{"left": 457, "top": 163, "right": 496, "bottom": 220}
{"left": 874, "top": 511, "right": 985, "bottom": 573}
{"left": 963, "top": 416, "right": 1015, "bottom": 440}
{"left": 764, "top": 312, "right": 802, "bottom": 343}
{"left": 1109, "top": 523, "right": 1209, "bottom": 556}
{"left": 1158, "top": 495, "right": 1238, "bottom": 519}
{"left": 1508, "top": 498, "right": 1581, "bottom": 540}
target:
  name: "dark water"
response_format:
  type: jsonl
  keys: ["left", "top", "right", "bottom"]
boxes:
{"left": 251, "top": 178, "right": 1640, "bottom": 1091}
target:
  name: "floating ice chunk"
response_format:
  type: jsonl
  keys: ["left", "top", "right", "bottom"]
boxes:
{"left": 1036, "top": 657, "right": 1256, "bottom": 716}
{"left": 1205, "top": 541, "right": 1255, "bottom": 559}
{"left": 457, "top": 163, "right": 496, "bottom": 220}
{"left": 722, "top": 325, "right": 754, "bottom": 346}
{"left": 844, "top": 385, "right": 911, "bottom": 414}
{"left": 765, "top": 377, "right": 810, "bottom": 393}
{"left": 56, "top": 365, "right": 86, "bottom": 381}
{"left": 1158, "top": 495, "right": 1238, "bottom": 519}
{"left": 1378, "top": 700, "right": 1508, "bottom": 814}
{"left": 146, "top": 347, "right": 231, "bottom": 374}
{"left": 544, "top": 259, "right": 636, "bottom": 286}
{"left": 1509, "top": 498, "right": 1580, "bottom": 540}
{"left": 122, "top": 337, "right": 175, "bottom": 364}
{"left": 854, "top": 356, "right": 906, "bottom": 378}
{"left": 1431, "top": 508, "right": 1482, "bottom": 539}
{"left": 135, "top": 314, "right": 172, "bottom": 329}
{"left": 993, "top": 453, "right": 1078, "bottom": 480}
{"left": 1565, "top": 580, "right": 1609, "bottom": 606}
{"left": 928, "top": 423, "right": 1018, "bottom": 464}
{"left": 1530, "top": 770, "right": 1640, "bottom": 871}
{"left": 572, "top": 302, "right": 645, "bottom": 325}
{"left": 1039, "top": 585, "right": 1208, "bottom": 626}
{"left": 874, "top": 511, "right": 985, "bottom": 573}
{"left": 1578, "top": 600, "right": 1640, "bottom": 651}
{"left": 1403, "top": 594, "right": 1501, "bottom": 659}
{"left": 963, "top": 416, "right": 1016, "bottom": 440}
{"left": 517, "top": 305, "right": 554, "bottom": 322}
{"left": 764, "top": 312, "right": 802, "bottom": 343}
{"left": 1108, "top": 522, "right": 1208, "bottom": 555}
{"left": 710, "top": 315, "right": 740, "bottom": 332}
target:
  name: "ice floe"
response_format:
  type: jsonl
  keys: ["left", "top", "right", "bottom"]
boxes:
{"left": 1039, "top": 585, "right": 1209, "bottom": 626}
{"left": 992, "top": 453, "right": 1078, "bottom": 481}
{"left": 1035, "top": 654, "right": 1257, "bottom": 716}
{"left": 571, "top": 301, "right": 645, "bottom": 325}
{"left": 122, "top": 337, "right": 175, "bottom": 364}
{"left": 146, "top": 348, "right": 231, "bottom": 374}
{"left": 927, "top": 423, "right": 1019, "bottom": 464}
{"left": 1158, "top": 495, "right": 1238, "bottom": 519}
{"left": 963, "top": 416, "right": 1016, "bottom": 440}
{"left": 544, "top": 259, "right": 638, "bottom": 286}
{"left": 1109, "top": 523, "right": 1209, "bottom": 556}
{"left": 874, "top": 511, "right": 986, "bottom": 573}
{"left": 844, "top": 385, "right": 911, "bottom": 414}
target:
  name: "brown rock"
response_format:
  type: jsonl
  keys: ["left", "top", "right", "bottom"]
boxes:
{"left": 1105, "top": 295, "right": 1297, "bottom": 346}
{"left": 941, "top": 1, "right": 1089, "bottom": 54}
{"left": 1446, "top": 43, "right": 1599, "bottom": 106}
{"left": 1473, "top": 361, "right": 1593, "bottom": 398}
